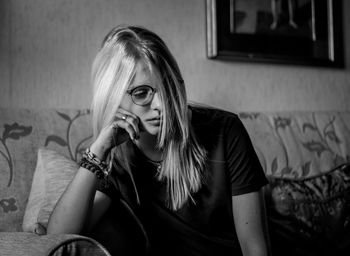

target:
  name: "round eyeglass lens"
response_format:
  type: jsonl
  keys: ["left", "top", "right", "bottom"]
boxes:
{"left": 131, "top": 86, "right": 156, "bottom": 106}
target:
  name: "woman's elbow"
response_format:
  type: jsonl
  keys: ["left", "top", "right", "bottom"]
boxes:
{"left": 46, "top": 218, "right": 83, "bottom": 235}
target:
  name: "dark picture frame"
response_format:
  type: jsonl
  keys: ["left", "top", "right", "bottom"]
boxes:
{"left": 206, "top": 0, "right": 344, "bottom": 67}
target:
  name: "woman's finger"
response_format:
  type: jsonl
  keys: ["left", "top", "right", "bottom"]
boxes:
{"left": 112, "top": 117, "right": 138, "bottom": 141}
{"left": 121, "top": 119, "right": 138, "bottom": 140}
{"left": 115, "top": 112, "right": 140, "bottom": 138}
{"left": 125, "top": 115, "right": 140, "bottom": 138}
{"left": 110, "top": 121, "right": 130, "bottom": 145}
{"left": 118, "top": 109, "right": 141, "bottom": 129}
{"left": 117, "top": 107, "right": 137, "bottom": 118}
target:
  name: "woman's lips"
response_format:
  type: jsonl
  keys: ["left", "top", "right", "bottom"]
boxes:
{"left": 145, "top": 117, "right": 161, "bottom": 126}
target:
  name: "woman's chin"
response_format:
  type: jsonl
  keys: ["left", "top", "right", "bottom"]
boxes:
{"left": 143, "top": 125, "right": 160, "bottom": 136}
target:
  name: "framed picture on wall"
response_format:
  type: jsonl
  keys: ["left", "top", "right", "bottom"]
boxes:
{"left": 206, "top": 0, "right": 344, "bottom": 67}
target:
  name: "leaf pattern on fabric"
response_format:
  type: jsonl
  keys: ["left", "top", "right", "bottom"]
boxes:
{"left": 271, "top": 115, "right": 293, "bottom": 176}
{"left": 301, "top": 162, "right": 311, "bottom": 177}
{"left": 271, "top": 158, "right": 278, "bottom": 174}
{"left": 56, "top": 111, "right": 71, "bottom": 122}
{"left": 301, "top": 115, "right": 342, "bottom": 161}
{"left": 281, "top": 166, "right": 293, "bottom": 176}
{"left": 274, "top": 117, "right": 291, "bottom": 129}
{"left": 325, "top": 130, "right": 341, "bottom": 144}
{"left": 2, "top": 123, "right": 32, "bottom": 142}
{"left": 302, "top": 122, "right": 318, "bottom": 133}
{"left": 0, "top": 197, "right": 18, "bottom": 213}
{"left": 241, "top": 112, "right": 350, "bottom": 179}
{"left": 0, "top": 122, "right": 32, "bottom": 187}
{"left": 45, "top": 135, "right": 67, "bottom": 147}
{"left": 302, "top": 141, "right": 328, "bottom": 157}
{"left": 45, "top": 110, "right": 92, "bottom": 161}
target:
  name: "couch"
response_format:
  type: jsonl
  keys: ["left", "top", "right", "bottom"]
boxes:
{"left": 1, "top": 107, "right": 350, "bottom": 256}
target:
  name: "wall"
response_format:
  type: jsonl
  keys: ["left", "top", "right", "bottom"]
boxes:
{"left": 0, "top": 0, "right": 349, "bottom": 112}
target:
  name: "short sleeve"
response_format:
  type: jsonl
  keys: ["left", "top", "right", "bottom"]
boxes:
{"left": 224, "top": 116, "right": 268, "bottom": 195}
{"left": 96, "top": 175, "right": 119, "bottom": 200}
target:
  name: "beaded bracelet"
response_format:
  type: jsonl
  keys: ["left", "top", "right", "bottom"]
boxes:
{"left": 79, "top": 148, "right": 108, "bottom": 180}
{"left": 79, "top": 158, "right": 103, "bottom": 179}
{"left": 82, "top": 148, "right": 107, "bottom": 170}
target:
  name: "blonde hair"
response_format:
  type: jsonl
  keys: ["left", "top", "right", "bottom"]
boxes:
{"left": 91, "top": 25, "right": 207, "bottom": 210}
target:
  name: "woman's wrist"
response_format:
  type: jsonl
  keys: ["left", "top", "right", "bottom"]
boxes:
{"left": 89, "top": 142, "right": 110, "bottom": 160}
{"left": 80, "top": 148, "right": 108, "bottom": 180}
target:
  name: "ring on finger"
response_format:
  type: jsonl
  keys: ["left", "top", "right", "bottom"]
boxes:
{"left": 122, "top": 115, "right": 127, "bottom": 121}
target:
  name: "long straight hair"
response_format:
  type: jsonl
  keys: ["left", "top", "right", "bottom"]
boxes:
{"left": 91, "top": 25, "right": 207, "bottom": 210}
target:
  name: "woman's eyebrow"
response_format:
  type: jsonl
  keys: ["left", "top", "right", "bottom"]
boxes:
{"left": 127, "top": 84, "right": 151, "bottom": 90}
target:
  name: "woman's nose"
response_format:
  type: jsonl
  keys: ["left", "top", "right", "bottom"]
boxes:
{"left": 150, "top": 91, "right": 162, "bottom": 110}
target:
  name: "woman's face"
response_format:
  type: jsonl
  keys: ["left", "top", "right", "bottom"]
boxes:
{"left": 119, "top": 62, "right": 163, "bottom": 136}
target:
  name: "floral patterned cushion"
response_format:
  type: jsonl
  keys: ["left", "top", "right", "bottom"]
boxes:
{"left": 266, "top": 164, "right": 350, "bottom": 256}
{"left": 240, "top": 112, "right": 350, "bottom": 179}
{"left": 2, "top": 106, "right": 350, "bottom": 253}
{"left": 0, "top": 108, "right": 92, "bottom": 232}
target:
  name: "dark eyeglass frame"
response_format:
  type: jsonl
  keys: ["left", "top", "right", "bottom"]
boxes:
{"left": 126, "top": 85, "right": 158, "bottom": 106}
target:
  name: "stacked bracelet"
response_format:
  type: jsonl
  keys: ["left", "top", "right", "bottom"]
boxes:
{"left": 83, "top": 148, "right": 107, "bottom": 169}
{"left": 79, "top": 148, "right": 108, "bottom": 180}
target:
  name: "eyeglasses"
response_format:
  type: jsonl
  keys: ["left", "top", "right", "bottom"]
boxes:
{"left": 126, "top": 85, "right": 158, "bottom": 106}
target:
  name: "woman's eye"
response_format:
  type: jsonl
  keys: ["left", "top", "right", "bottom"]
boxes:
{"left": 133, "top": 89, "right": 149, "bottom": 98}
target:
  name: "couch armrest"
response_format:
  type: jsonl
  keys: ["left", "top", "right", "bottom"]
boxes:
{"left": 0, "top": 232, "right": 111, "bottom": 256}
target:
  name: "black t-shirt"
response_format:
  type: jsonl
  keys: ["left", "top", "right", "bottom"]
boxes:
{"left": 97, "top": 106, "right": 268, "bottom": 256}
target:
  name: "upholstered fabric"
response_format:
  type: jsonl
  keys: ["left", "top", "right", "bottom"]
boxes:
{"left": 0, "top": 232, "right": 111, "bottom": 256}
{"left": 266, "top": 164, "right": 350, "bottom": 256}
{"left": 0, "top": 108, "right": 92, "bottom": 232}
{"left": 22, "top": 148, "right": 79, "bottom": 234}
{"left": 2, "top": 108, "right": 350, "bottom": 255}
{"left": 240, "top": 112, "right": 350, "bottom": 178}
{"left": 1, "top": 109, "right": 350, "bottom": 232}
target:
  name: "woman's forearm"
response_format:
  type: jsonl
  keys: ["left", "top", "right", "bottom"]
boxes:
{"left": 232, "top": 191, "right": 269, "bottom": 256}
{"left": 46, "top": 168, "right": 98, "bottom": 234}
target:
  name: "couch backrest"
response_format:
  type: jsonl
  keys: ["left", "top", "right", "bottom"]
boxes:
{"left": 1, "top": 108, "right": 350, "bottom": 232}
{"left": 0, "top": 108, "right": 92, "bottom": 232}
{"left": 240, "top": 111, "right": 350, "bottom": 179}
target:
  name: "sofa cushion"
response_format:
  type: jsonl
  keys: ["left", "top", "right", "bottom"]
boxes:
{"left": 0, "top": 108, "right": 92, "bottom": 232}
{"left": 0, "top": 109, "right": 36, "bottom": 232}
{"left": 240, "top": 112, "right": 350, "bottom": 179}
{"left": 266, "top": 163, "right": 350, "bottom": 256}
{"left": 22, "top": 148, "right": 78, "bottom": 234}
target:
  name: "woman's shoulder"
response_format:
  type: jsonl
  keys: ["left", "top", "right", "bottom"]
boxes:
{"left": 189, "top": 104, "right": 239, "bottom": 126}
{"left": 189, "top": 104, "right": 248, "bottom": 155}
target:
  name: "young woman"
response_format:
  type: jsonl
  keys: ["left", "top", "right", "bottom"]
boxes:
{"left": 47, "top": 25, "right": 269, "bottom": 256}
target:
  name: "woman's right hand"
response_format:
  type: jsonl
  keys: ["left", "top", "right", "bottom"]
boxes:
{"left": 90, "top": 109, "right": 141, "bottom": 160}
